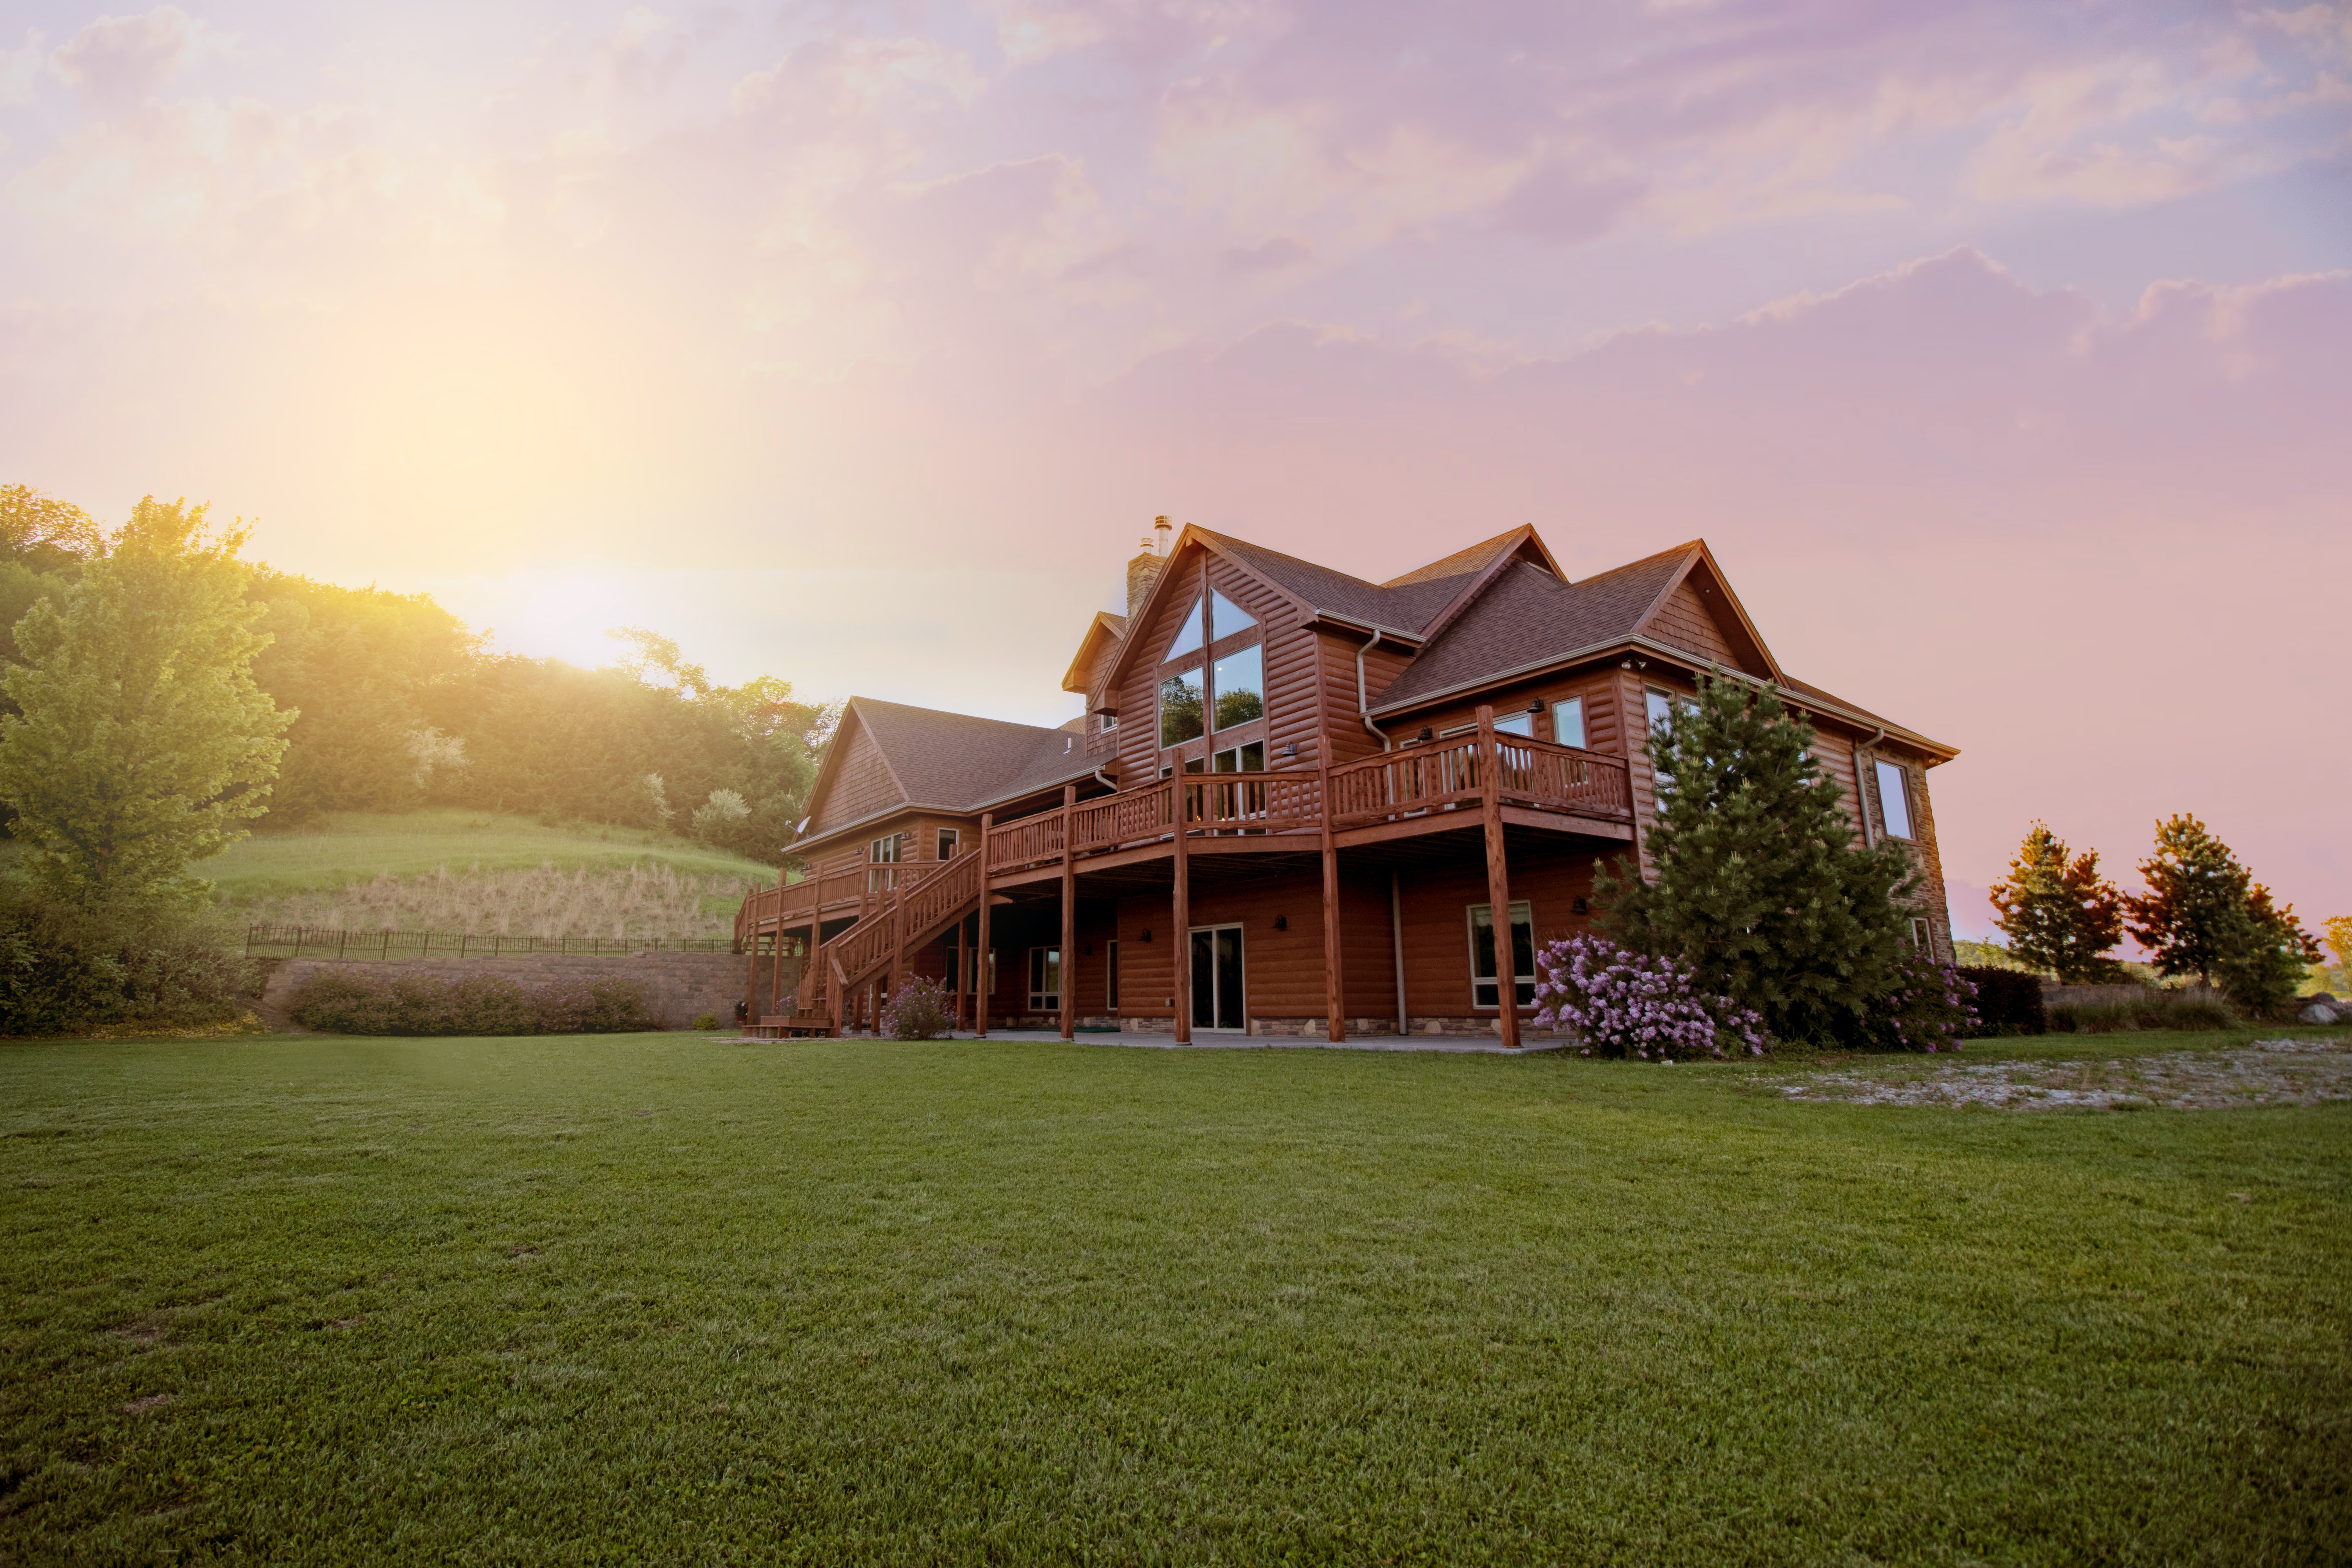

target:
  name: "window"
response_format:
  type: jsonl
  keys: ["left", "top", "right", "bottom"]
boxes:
{"left": 1211, "top": 645, "right": 1264, "bottom": 729}
{"left": 1028, "top": 946, "right": 1061, "bottom": 1013}
{"left": 941, "top": 928, "right": 960, "bottom": 990}
{"left": 1212, "top": 741, "right": 1265, "bottom": 772}
{"left": 868, "top": 832, "right": 904, "bottom": 891}
{"left": 1647, "top": 688, "right": 1681, "bottom": 790}
{"left": 1160, "top": 669, "right": 1203, "bottom": 746}
{"left": 1907, "top": 916, "right": 1932, "bottom": 954}
{"left": 936, "top": 828, "right": 960, "bottom": 860}
{"left": 1100, "top": 711, "right": 1118, "bottom": 732}
{"left": 1210, "top": 589, "right": 1257, "bottom": 636}
{"left": 1552, "top": 697, "right": 1586, "bottom": 750}
{"left": 1875, "top": 760, "right": 1915, "bottom": 840}
{"left": 1167, "top": 597, "right": 1205, "bottom": 659}
{"left": 1107, "top": 940, "right": 1120, "bottom": 1010}
{"left": 1468, "top": 902, "right": 1535, "bottom": 1009}
{"left": 1492, "top": 711, "right": 1533, "bottom": 737}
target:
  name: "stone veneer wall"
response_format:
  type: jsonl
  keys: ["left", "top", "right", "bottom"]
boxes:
{"left": 263, "top": 951, "right": 750, "bottom": 1031}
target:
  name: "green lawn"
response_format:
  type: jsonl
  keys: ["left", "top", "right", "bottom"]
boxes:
{"left": 4, "top": 1032, "right": 2347, "bottom": 1563}
{"left": 193, "top": 809, "right": 777, "bottom": 906}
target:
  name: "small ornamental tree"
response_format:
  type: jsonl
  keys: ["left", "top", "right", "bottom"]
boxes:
{"left": 878, "top": 976, "right": 956, "bottom": 1040}
{"left": 0, "top": 498, "right": 291, "bottom": 907}
{"left": 1989, "top": 822, "right": 2125, "bottom": 981}
{"left": 1596, "top": 673, "right": 1918, "bottom": 1046}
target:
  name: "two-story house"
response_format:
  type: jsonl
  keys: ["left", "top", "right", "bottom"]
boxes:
{"left": 737, "top": 518, "right": 1957, "bottom": 1045}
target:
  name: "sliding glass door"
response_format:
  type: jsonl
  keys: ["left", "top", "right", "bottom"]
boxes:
{"left": 1188, "top": 925, "right": 1245, "bottom": 1031}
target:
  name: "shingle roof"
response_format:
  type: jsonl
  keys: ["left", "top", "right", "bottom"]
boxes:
{"left": 1199, "top": 528, "right": 1512, "bottom": 637}
{"left": 1369, "top": 546, "right": 1697, "bottom": 713}
{"left": 844, "top": 697, "right": 1096, "bottom": 812}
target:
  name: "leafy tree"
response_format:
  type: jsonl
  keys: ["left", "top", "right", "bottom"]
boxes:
{"left": 2325, "top": 915, "right": 2352, "bottom": 995}
{"left": 247, "top": 572, "right": 480, "bottom": 820}
{"left": 0, "top": 498, "right": 291, "bottom": 905}
{"left": 0, "top": 484, "right": 102, "bottom": 573}
{"left": 1989, "top": 822, "right": 2125, "bottom": 981}
{"left": 1597, "top": 673, "right": 1920, "bottom": 1045}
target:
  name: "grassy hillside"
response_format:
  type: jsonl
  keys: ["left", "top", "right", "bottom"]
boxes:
{"left": 200, "top": 809, "right": 777, "bottom": 906}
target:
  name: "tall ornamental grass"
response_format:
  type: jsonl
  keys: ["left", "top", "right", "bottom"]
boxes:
{"left": 251, "top": 860, "right": 751, "bottom": 942}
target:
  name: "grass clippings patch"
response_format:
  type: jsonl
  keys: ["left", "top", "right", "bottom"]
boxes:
{"left": 1773, "top": 1036, "right": 2352, "bottom": 1110}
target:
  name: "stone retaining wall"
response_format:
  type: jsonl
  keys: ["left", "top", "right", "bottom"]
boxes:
{"left": 2042, "top": 982, "right": 2218, "bottom": 1008}
{"left": 263, "top": 951, "right": 750, "bottom": 1031}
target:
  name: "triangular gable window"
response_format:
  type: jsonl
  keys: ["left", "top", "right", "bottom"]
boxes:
{"left": 1210, "top": 590, "right": 1256, "bottom": 638}
{"left": 1166, "top": 597, "right": 1205, "bottom": 660}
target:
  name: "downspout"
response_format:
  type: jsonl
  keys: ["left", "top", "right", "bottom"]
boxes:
{"left": 1356, "top": 630, "right": 1391, "bottom": 751}
{"left": 1092, "top": 766, "right": 1115, "bottom": 791}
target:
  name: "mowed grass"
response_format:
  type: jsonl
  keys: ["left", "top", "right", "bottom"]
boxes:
{"left": 188, "top": 808, "right": 777, "bottom": 913}
{"left": 3, "top": 1034, "right": 2347, "bottom": 1564}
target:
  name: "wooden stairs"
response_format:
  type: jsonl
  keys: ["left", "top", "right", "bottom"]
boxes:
{"left": 745, "top": 850, "right": 984, "bottom": 1038}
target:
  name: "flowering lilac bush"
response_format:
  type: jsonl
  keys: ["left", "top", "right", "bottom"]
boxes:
{"left": 1857, "top": 953, "right": 1979, "bottom": 1052}
{"left": 878, "top": 975, "right": 956, "bottom": 1040}
{"left": 1532, "top": 935, "right": 1768, "bottom": 1060}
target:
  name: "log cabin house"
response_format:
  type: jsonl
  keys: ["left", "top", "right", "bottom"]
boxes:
{"left": 735, "top": 518, "right": 1957, "bottom": 1045}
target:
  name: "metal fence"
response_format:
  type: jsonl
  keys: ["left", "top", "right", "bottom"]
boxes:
{"left": 244, "top": 924, "right": 739, "bottom": 958}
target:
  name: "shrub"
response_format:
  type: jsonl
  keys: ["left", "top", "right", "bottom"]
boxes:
{"left": 286, "top": 969, "right": 654, "bottom": 1035}
{"left": 1959, "top": 966, "right": 2046, "bottom": 1036}
{"left": 0, "top": 882, "right": 255, "bottom": 1036}
{"left": 534, "top": 977, "right": 657, "bottom": 1034}
{"left": 2047, "top": 993, "right": 2238, "bottom": 1034}
{"left": 691, "top": 1011, "right": 721, "bottom": 1031}
{"left": 1855, "top": 954, "right": 1977, "bottom": 1052}
{"left": 878, "top": 976, "right": 956, "bottom": 1041}
{"left": 1531, "top": 935, "right": 1767, "bottom": 1060}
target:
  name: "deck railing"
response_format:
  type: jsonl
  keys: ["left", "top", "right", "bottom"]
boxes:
{"left": 743, "top": 735, "right": 1634, "bottom": 955}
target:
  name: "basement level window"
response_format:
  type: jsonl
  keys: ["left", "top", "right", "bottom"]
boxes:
{"left": 1875, "top": 760, "right": 1916, "bottom": 840}
{"left": 1028, "top": 947, "right": 1061, "bottom": 1013}
{"left": 1468, "top": 902, "right": 1535, "bottom": 1010}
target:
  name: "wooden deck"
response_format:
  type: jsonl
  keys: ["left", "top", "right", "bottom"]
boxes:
{"left": 735, "top": 733, "right": 1632, "bottom": 943}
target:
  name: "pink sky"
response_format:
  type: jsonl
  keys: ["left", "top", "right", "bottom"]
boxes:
{"left": 2, "top": 0, "right": 2348, "bottom": 938}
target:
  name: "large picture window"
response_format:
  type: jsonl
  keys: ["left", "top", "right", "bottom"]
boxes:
{"left": 1211, "top": 645, "right": 1263, "bottom": 729}
{"left": 1160, "top": 669, "right": 1203, "bottom": 746}
{"left": 1467, "top": 902, "right": 1535, "bottom": 1009}
{"left": 1166, "top": 598, "right": 1205, "bottom": 659}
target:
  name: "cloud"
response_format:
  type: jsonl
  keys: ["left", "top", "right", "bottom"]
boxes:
{"left": 1222, "top": 235, "right": 1312, "bottom": 271}
{"left": 48, "top": 6, "right": 216, "bottom": 111}
{"left": 1491, "top": 161, "right": 1642, "bottom": 242}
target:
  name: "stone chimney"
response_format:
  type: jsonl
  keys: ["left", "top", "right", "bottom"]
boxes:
{"left": 1126, "top": 515, "right": 1172, "bottom": 618}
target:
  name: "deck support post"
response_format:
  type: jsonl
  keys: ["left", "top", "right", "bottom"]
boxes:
{"left": 1060, "top": 784, "right": 1077, "bottom": 1042}
{"left": 975, "top": 813, "right": 993, "bottom": 1039}
{"left": 890, "top": 880, "right": 908, "bottom": 1022}
{"left": 1318, "top": 754, "right": 1345, "bottom": 1042}
{"left": 1391, "top": 870, "right": 1407, "bottom": 1035}
{"left": 1171, "top": 777, "right": 1192, "bottom": 1044}
{"left": 744, "top": 927, "right": 760, "bottom": 1027}
{"left": 1477, "top": 705, "right": 1522, "bottom": 1051}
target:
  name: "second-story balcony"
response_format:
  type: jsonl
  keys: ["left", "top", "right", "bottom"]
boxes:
{"left": 738, "top": 732, "right": 1632, "bottom": 943}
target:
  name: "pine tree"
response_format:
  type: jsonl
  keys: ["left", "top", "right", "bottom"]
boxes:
{"left": 1597, "top": 673, "right": 1919, "bottom": 1045}
{"left": 2123, "top": 815, "right": 2250, "bottom": 987}
{"left": 1989, "top": 822, "right": 2124, "bottom": 981}
{"left": 0, "top": 497, "right": 292, "bottom": 906}
{"left": 2123, "top": 814, "right": 2321, "bottom": 1010}
{"left": 2210, "top": 883, "right": 2324, "bottom": 1014}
